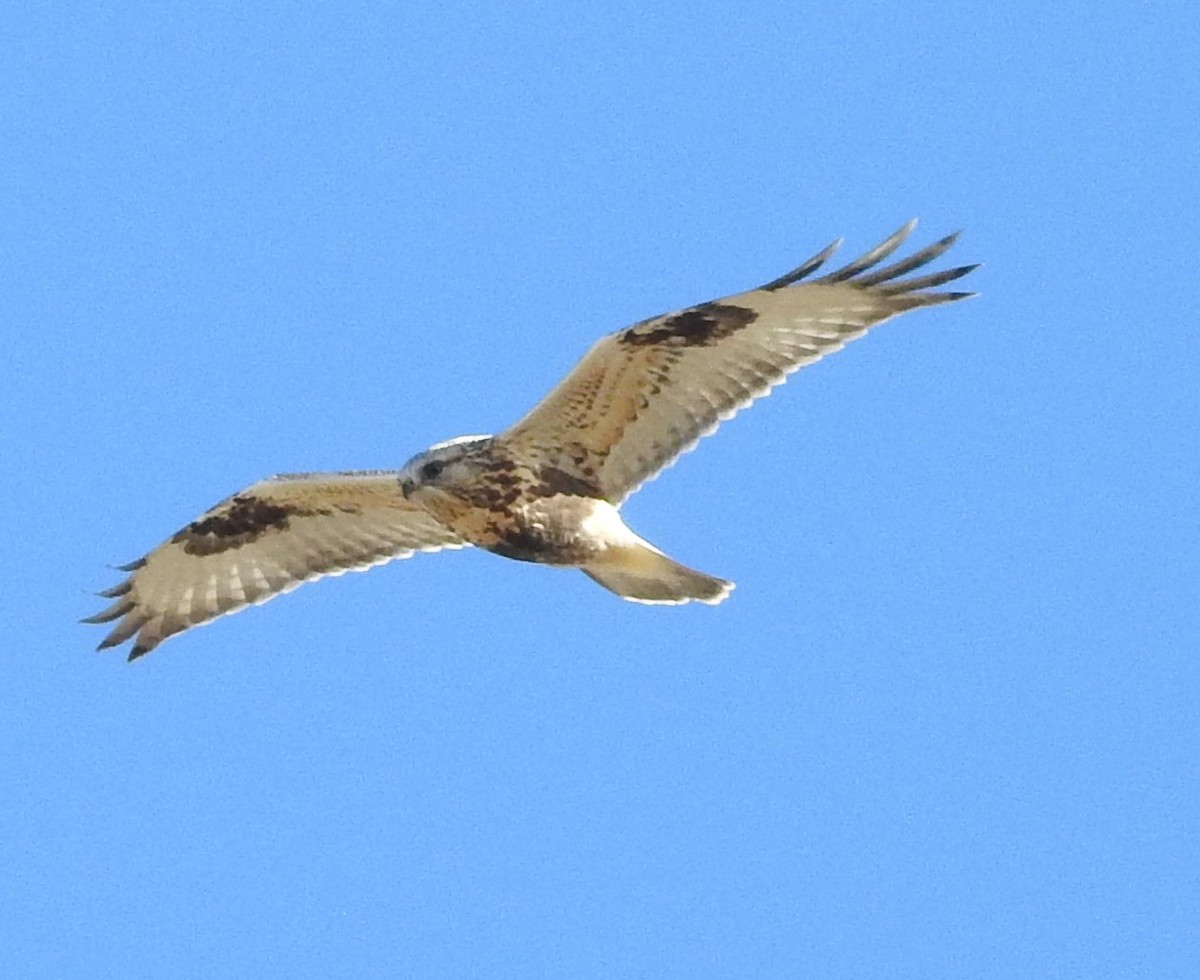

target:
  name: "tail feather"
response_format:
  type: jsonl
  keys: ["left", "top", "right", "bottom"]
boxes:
{"left": 582, "top": 543, "right": 733, "bottom": 606}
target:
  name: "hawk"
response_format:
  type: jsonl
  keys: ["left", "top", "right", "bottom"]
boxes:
{"left": 86, "top": 221, "right": 976, "bottom": 659}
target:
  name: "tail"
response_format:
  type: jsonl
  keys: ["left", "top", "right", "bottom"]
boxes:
{"left": 582, "top": 541, "right": 733, "bottom": 606}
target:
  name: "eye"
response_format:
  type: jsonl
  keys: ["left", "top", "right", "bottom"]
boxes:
{"left": 420, "top": 460, "right": 446, "bottom": 481}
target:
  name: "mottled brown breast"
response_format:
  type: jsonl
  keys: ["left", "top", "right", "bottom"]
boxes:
{"left": 413, "top": 448, "right": 608, "bottom": 566}
{"left": 484, "top": 496, "right": 609, "bottom": 565}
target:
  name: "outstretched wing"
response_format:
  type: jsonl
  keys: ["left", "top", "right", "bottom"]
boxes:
{"left": 85, "top": 471, "right": 466, "bottom": 660}
{"left": 500, "top": 221, "right": 977, "bottom": 502}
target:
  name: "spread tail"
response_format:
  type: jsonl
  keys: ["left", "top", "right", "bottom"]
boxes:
{"left": 582, "top": 542, "right": 733, "bottom": 606}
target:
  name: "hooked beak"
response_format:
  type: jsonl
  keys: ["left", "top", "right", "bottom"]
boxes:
{"left": 400, "top": 477, "right": 415, "bottom": 499}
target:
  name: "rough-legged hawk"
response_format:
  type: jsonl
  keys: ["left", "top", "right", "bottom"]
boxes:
{"left": 87, "top": 221, "right": 976, "bottom": 658}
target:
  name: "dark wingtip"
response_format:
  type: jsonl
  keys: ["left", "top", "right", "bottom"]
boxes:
{"left": 819, "top": 221, "right": 919, "bottom": 284}
{"left": 758, "top": 237, "right": 843, "bottom": 291}
{"left": 127, "top": 644, "right": 150, "bottom": 662}
{"left": 81, "top": 597, "right": 133, "bottom": 625}
{"left": 96, "top": 581, "right": 132, "bottom": 599}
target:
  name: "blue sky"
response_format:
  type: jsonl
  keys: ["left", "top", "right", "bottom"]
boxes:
{"left": 4, "top": 2, "right": 1198, "bottom": 976}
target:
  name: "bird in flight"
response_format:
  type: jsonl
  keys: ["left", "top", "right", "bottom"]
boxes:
{"left": 87, "top": 220, "right": 976, "bottom": 659}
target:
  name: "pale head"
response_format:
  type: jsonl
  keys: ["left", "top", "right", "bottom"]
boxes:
{"left": 399, "top": 435, "right": 494, "bottom": 498}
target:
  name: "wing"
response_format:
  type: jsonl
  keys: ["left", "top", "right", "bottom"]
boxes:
{"left": 85, "top": 470, "right": 467, "bottom": 660}
{"left": 500, "top": 221, "right": 977, "bottom": 502}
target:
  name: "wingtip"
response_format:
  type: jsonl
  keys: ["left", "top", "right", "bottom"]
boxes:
{"left": 81, "top": 596, "right": 133, "bottom": 625}
{"left": 876, "top": 218, "right": 918, "bottom": 251}
{"left": 936, "top": 262, "right": 980, "bottom": 285}
{"left": 759, "top": 237, "right": 844, "bottom": 290}
{"left": 96, "top": 581, "right": 132, "bottom": 599}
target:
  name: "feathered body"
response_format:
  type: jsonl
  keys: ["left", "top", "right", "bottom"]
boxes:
{"left": 87, "top": 221, "right": 977, "bottom": 658}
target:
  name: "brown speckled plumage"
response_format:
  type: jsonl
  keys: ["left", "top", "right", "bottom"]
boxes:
{"left": 88, "top": 221, "right": 976, "bottom": 658}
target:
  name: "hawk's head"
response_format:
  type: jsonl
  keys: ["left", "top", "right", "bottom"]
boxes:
{"left": 399, "top": 435, "right": 495, "bottom": 499}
